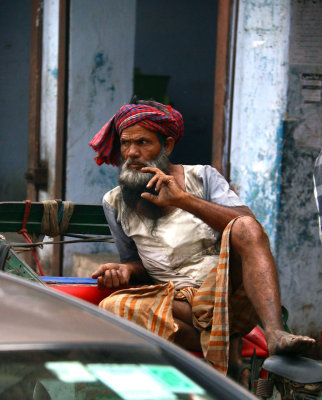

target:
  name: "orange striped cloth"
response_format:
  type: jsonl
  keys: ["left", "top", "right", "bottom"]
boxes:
{"left": 99, "top": 217, "right": 258, "bottom": 374}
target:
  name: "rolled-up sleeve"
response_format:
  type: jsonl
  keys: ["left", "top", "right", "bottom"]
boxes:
{"left": 103, "top": 200, "right": 140, "bottom": 263}
{"left": 198, "top": 165, "right": 244, "bottom": 206}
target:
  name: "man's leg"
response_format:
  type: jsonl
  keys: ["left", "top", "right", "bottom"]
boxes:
{"left": 172, "top": 300, "right": 201, "bottom": 351}
{"left": 229, "top": 216, "right": 315, "bottom": 355}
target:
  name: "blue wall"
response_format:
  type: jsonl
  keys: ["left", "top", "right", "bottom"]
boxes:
{"left": 63, "top": 0, "right": 137, "bottom": 273}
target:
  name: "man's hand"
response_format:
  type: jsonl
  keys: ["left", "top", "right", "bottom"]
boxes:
{"left": 140, "top": 166, "right": 254, "bottom": 232}
{"left": 140, "top": 167, "right": 186, "bottom": 207}
{"left": 92, "top": 263, "right": 131, "bottom": 290}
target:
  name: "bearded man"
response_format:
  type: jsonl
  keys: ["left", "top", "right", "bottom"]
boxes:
{"left": 89, "top": 100, "right": 315, "bottom": 384}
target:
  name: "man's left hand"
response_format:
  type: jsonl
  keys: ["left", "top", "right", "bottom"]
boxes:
{"left": 140, "top": 167, "right": 186, "bottom": 207}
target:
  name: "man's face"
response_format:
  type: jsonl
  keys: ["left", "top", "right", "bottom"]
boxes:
{"left": 120, "top": 125, "right": 162, "bottom": 168}
{"left": 119, "top": 125, "right": 169, "bottom": 188}
{"left": 118, "top": 124, "right": 169, "bottom": 222}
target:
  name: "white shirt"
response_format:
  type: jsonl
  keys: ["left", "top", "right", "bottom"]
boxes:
{"left": 103, "top": 165, "right": 244, "bottom": 289}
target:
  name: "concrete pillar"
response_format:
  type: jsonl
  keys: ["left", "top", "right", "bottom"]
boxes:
{"left": 230, "top": 0, "right": 290, "bottom": 254}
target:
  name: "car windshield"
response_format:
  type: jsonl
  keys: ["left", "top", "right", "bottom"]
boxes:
{"left": 0, "top": 346, "right": 220, "bottom": 400}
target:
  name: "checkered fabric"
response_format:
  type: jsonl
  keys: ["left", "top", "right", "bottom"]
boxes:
{"left": 313, "top": 150, "right": 322, "bottom": 243}
{"left": 89, "top": 103, "right": 184, "bottom": 166}
{"left": 99, "top": 218, "right": 258, "bottom": 374}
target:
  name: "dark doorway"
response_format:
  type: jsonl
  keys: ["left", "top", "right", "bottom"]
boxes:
{"left": 134, "top": 0, "right": 218, "bottom": 165}
{"left": 0, "top": 0, "right": 31, "bottom": 200}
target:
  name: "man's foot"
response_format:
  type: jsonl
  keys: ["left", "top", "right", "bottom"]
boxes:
{"left": 266, "top": 330, "right": 316, "bottom": 356}
{"left": 227, "top": 362, "right": 251, "bottom": 390}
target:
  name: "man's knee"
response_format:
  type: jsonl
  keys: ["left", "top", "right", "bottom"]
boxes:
{"left": 230, "top": 216, "right": 267, "bottom": 250}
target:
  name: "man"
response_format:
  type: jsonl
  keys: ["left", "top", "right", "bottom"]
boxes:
{"left": 89, "top": 100, "right": 315, "bottom": 383}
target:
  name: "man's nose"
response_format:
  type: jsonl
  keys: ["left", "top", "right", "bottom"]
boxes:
{"left": 127, "top": 143, "right": 140, "bottom": 158}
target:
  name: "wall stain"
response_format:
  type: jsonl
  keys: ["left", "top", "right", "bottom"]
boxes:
{"left": 48, "top": 67, "right": 58, "bottom": 79}
{"left": 89, "top": 51, "right": 115, "bottom": 105}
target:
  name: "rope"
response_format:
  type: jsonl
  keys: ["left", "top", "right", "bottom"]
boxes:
{"left": 18, "top": 200, "right": 45, "bottom": 276}
{"left": 41, "top": 200, "right": 74, "bottom": 237}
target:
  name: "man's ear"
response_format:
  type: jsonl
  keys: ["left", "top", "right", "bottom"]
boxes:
{"left": 165, "top": 137, "right": 175, "bottom": 155}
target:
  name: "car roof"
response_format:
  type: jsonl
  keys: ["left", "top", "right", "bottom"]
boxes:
{"left": 0, "top": 271, "right": 153, "bottom": 348}
{"left": 0, "top": 272, "right": 256, "bottom": 399}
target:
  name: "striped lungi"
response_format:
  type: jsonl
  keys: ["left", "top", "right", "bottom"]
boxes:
{"left": 99, "top": 218, "right": 259, "bottom": 374}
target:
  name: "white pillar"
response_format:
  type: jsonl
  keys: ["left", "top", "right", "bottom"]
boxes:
{"left": 230, "top": 0, "right": 290, "bottom": 254}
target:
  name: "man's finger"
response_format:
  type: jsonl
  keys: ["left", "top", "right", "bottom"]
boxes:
{"left": 92, "top": 264, "right": 106, "bottom": 278}
{"left": 141, "top": 166, "right": 163, "bottom": 174}
{"left": 141, "top": 192, "right": 158, "bottom": 203}
{"left": 154, "top": 176, "right": 170, "bottom": 192}
{"left": 110, "top": 269, "right": 120, "bottom": 287}
{"left": 118, "top": 270, "right": 128, "bottom": 286}
{"left": 103, "top": 270, "right": 113, "bottom": 289}
{"left": 146, "top": 174, "right": 159, "bottom": 189}
{"left": 97, "top": 276, "right": 105, "bottom": 290}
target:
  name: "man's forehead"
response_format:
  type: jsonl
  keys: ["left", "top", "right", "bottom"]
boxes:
{"left": 120, "top": 124, "right": 158, "bottom": 139}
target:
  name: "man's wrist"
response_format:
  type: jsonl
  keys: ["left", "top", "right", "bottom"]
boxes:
{"left": 175, "top": 191, "right": 194, "bottom": 210}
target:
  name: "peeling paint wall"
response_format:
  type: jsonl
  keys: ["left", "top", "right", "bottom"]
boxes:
{"left": 230, "top": 0, "right": 290, "bottom": 253}
{"left": 64, "top": 0, "right": 136, "bottom": 274}
{"left": 37, "top": 0, "right": 59, "bottom": 273}
{"left": 277, "top": 1, "right": 322, "bottom": 337}
{"left": 0, "top": 0, "right": 30, "bottom": 201}
{"left": 39, "top": 0, "right": 59, "bottom": 203}
{"left": 231, "top": 0, "right": 321, "bottom": 336}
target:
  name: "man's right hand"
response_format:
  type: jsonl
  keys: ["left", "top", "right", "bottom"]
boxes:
{"left": 92, "top": 263, "right": 131, "bottom": 289}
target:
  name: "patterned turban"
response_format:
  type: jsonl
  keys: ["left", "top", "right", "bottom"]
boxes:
{"left": 89, "top": 103, "right": 184, "bottom": 166}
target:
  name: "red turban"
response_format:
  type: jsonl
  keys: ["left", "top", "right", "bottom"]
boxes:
{"left": 89, "top": 103, "right": 184, "bottom": 166}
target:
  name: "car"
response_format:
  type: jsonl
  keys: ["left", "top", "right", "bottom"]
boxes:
{"left": 0, "top": 271, "right": 255, "bottom": 400}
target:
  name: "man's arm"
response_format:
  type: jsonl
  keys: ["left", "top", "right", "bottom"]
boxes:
{"left": 141, "top": 167, "right": 255, "bottom": 232}
{"left": 176, "top": 195, "right": 253, "bottom": 232}
{"left": 93, "top": 195, "right": 150, "bottom": 289}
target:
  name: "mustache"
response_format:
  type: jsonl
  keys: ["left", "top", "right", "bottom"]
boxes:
{"left": 119, "top": 147, "right": 170, "bottom": 188}
{"left": 121, "top": 157, "right": 159, "bottom": 170}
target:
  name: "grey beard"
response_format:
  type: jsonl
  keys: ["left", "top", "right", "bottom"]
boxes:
{"left": 119, "top": 147, "right": 169, "bottom": 188}
{"left": 119, "top": 147, "right": 170, "bottom": 231}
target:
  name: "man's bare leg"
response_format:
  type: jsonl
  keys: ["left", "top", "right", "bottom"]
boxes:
{"left": 172, "top": 299, "right": 201, "bottom": 351}
{"left": 172, "top": 298, "right": 250, "bottom": 388}
{"left": 230, "top": 216, "right": 315, "bottom": 355}
{"left": 228, "top": 334, "right": 250, "bottom": 388}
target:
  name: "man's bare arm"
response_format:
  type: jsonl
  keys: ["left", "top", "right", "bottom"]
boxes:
{"left": 177, "top": 194, "right": 253, "bottom": 232}
{"left": 92, "top": 260, "right": 150, "bottom": 289}
{"left": 141, "top": 167, "right": 255, "bottom": 232}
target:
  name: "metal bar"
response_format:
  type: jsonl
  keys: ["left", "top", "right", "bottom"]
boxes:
{"left": 212, "top": 0, "right": 232, "bottom": 176}
{"left": 27, "top": 0, "right": 43, "bottom": 201}
{"left": 0, "top": 202, "right": 110, "bottom": 236}
{"left": 53, "top": 0, "right": 70, "bottom": 276}
{"left": 224, "top": 0, "right": 239, "bottom": 181}
{"left": 25, "top": 0, "right": 44, "bottom": 270}
{"left": 55, "top": 0, "right": 69, "bottom": 201}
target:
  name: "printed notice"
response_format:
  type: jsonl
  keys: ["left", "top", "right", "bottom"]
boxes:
{"left": 290, "top": 1, "right": 322, "bottom": 65}
{"left": 300, "top": 74, "right": 322, "bottom": 103}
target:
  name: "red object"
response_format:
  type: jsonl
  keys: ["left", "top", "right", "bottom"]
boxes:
{"left": 50, "top": 285, "right": 116, "bottom": 305}
{"left": 18, "top": 200, "right": 45, "bottom": 276}
{"left": 242, "top": 326, "right": 268, "bottom": 357}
